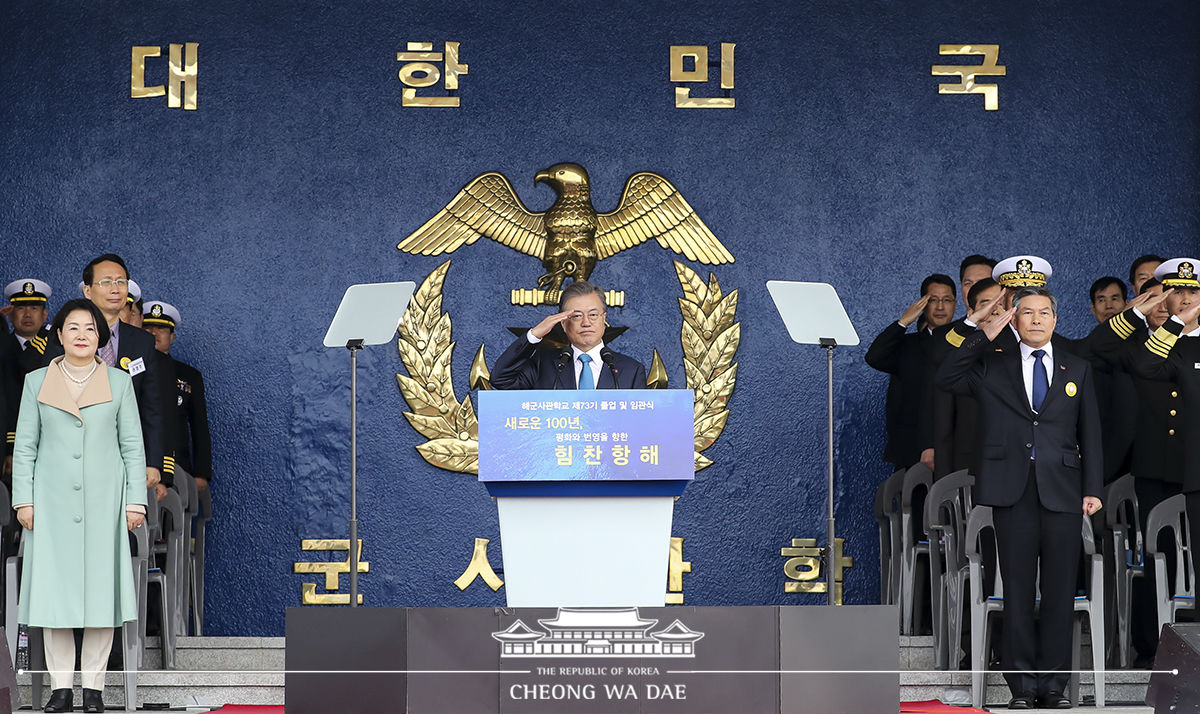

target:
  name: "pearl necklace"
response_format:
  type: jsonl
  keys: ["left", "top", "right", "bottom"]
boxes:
{"left": 59, "top": 359, "right": 99, "bottom": 385}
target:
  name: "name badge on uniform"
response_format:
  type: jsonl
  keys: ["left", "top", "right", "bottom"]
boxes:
{"left": 1064, "top": 381, "right": 1077, "bottom": 397}
{"left": 127, "top": 357, "right": 146, "bottom": 376}
{"left": 1194, "top": 362, "right": 1200, "bottom": 370}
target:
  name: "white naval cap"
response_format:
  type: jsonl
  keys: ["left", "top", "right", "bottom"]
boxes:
{"left": 4, "top": 278, "right": 52, "bottom": 305}
{"left": 126, "top": 278, "right": 142, "bottom": 304}
{"left": 142, "top": 301, "right": 181, "bottom": 329}
{"left": 1154, "top": 258, "right": 1200, "bottom": 289}
{"left": 992, "top": 255, "right": 1052, "bottom": 288}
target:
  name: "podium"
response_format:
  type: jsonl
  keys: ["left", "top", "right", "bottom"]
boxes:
{"left": 478, "top": 389, "right": 694, "bottom": 607}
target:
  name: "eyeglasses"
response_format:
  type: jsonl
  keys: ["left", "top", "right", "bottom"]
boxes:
{"left": 92, "top": 279, "right": 128, "bottom": 288}
{"left": 567, "top": 310, "right": 605, "bottom": 322}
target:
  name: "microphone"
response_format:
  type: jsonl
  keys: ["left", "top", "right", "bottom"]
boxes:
{"left": 600, "top": 347, "right": 620, "bottom": 388}
{"left": 551, "top": 347, "right": 573, "bottom": 389}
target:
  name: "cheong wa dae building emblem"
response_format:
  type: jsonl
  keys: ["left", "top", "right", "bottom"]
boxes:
{"left": 491, "top": 607, "right": 705, "bottom": 657}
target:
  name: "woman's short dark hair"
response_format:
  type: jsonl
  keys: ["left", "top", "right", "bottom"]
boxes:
{"left": 51, "top": 299, "right": 111, "bottom": 349}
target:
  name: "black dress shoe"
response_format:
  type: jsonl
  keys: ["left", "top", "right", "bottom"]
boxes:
{"left": 1007, "top": 692, "right": 1035, "bottom": 710}
{"left": 81, "top": 688, "right": 105, "bottom": 713}
{"left": 44, "top": 688, "right": 73, "bottom": 713}
{"left": 1039, "top": 690, "right": 1072, "bottom": 709}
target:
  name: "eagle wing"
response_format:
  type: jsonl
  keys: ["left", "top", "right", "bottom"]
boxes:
{"left": 397, "top": 172, "right": 547, "bottom": 258}
{"left": 594, "top": 172, "right": 734, "bottom": 264}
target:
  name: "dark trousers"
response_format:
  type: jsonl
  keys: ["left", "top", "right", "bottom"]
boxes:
{"left": 1131, "top": 477, "right": 1181, "bottom": 660}
{"left": 992, "top": 466, "right": 1081, "bottom": 697}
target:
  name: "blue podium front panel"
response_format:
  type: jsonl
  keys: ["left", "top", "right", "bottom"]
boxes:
{"left": 478, "top": 389, "right": 694, "bottom": 497}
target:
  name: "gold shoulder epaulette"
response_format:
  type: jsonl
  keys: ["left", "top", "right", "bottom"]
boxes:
{"left": 30, "top": 336, "right": 46, "bottom": 354}
{"left": 945, "top": 327, "right": 967, "bottom": 348}
{"left": 1146, "top": 326, "right": 1179, "bottom": 359}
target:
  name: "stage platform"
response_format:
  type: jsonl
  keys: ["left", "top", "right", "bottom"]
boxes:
{"left": 13, "top": 634, "right": 1154, "bottom": 711}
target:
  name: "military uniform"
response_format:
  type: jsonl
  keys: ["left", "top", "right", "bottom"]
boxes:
{"left": 3, "top": 279, "right": 52, "bottom": 467}
{"left": 144, "top": 302, "right": 212, "bottom": 484}
{"left": 1132, "top": 258, "right": 1200, "bottom": 574}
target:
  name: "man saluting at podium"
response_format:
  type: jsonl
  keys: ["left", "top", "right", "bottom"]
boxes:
{"left": 492, "top": 280, "right": 647, "bottom": 390}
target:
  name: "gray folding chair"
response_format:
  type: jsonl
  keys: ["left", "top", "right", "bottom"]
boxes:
{"left": 900, "top": 463, "right": 933, "bottom": 634}
{"left": 965, "top": 507, "right": 1105, "bottom": 708}
{"left": 1103, "top": 474, "right": 1142, "bottom": 668}
{"left": 926, "top": 469, "right": 973, "bottom": 669}
{"left": 141, "top": 486, "right": 180, "bottom": 669}
{"left": 874, "top": 469, "right": 904, "bottom": 604}
{"left": 1146, "top": 494, "right": 1195, "bottom": 635}
{"left": 192, "top": 483, "right": 212, "bottom": 635}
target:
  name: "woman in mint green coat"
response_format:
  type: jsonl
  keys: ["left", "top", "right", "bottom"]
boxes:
{"left": 13, "top": 299, "right": 147, "bottom": 714}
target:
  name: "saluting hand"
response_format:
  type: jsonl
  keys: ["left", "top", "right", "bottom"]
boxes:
{"left": 899, "top": 295, "right": 930, "bottom": 327}
{"left": 1083, "top": 497, "right": 1102, "bottom": 516}
{"left": 982, "top": 307, "right": 1016, "bottom": 342}
{"left": 126, "top": 510, "right": 145, "bottom": 531}
{"left": 530, "top": 310, "right": 582, "bottom": 339}
{"left": 1127, "top": 288, "right": 1172, "bottom": 314}
{"left": 15, "top": 506, "right": 32, "bottom": 532}
{"left": 967, "top": 289, "right": 1007, "bottom": 326}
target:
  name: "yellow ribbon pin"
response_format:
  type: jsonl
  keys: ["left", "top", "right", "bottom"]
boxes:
{"left": 120, "top": 357, "right": 132, "bottom": 371}
{"left": 1065, "top": 381, "right": 1077, "bottom": 397}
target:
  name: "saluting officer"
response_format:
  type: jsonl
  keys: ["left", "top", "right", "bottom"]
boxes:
{"left": 143, "top": 301, "right": 212, "bottom": 493}
{"left": 3, "top": 279, "right": 52, "bottom": 481}
{"left": 1132, "top": 257, "right": 1200, "bottom": 589}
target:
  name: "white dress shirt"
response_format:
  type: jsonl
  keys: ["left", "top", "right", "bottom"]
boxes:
{"left": 1170, "top": 314, "right": 1200, "bottom": 337}
{"left": 1018, "top": 341, "right": 1054, "bottom": 411}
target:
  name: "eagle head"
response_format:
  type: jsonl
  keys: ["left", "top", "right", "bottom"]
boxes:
{"left": 535, "top": 163, "right": 590, "bottom": 196}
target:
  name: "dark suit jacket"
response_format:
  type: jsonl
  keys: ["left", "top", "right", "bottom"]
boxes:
{"left": 864, "top": 322, "right": 935, "bottom": 469}
{"left": 1087, "top": 308, "right": 1181, "bottom": 484}
{"left": 936, "top": 329, "right": 1103, "bottom": 513}
{"left": 39, "top": 321, "right": 173, "bottom": 483}
{"left": 930, "top": 320, "right": 980, "bottom": 479}
{"left": 167, "top": 355, "right": 212, "bottom": 482}
{"left": 1132, "top": 318, "right": 1199, "bottom": 492}
{"left": 491, "top": 335, "right": 647, "bottom": 390}
{"left": 930, "top": 320, "right": 1084, "bottom": 479}
{"left": 4, "top": 328, "right": 49, "bottom": 456}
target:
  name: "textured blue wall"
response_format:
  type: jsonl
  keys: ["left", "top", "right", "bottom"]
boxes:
{"left": 2, "top": 1, "right": 1197, "bottom": 636}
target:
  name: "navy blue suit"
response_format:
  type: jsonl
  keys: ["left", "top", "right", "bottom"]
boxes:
{"left": 491, "top": 335, "right": 647, "bottom": 390}
{"left": 937, "top": 328, "right": 1102, "bottom": 698}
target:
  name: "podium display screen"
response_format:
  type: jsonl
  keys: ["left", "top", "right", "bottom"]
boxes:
{"left": 478, "top": 389, "right": 695, "bottom": 482}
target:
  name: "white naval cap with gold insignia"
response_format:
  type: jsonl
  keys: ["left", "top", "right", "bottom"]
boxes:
{"left": 126, "top": 278, "right": 142, "bottom": 305}
{"left": 1155, "top": 258, "right": 1200, "bottom": 289}
{"left": 4, "top": 278, "right": 52, "bottom": 305}
{"left": 992, "top": 255, "right": 1052, "bottom": 288}
{"left": 142, "top": 301, "right": 180, "bottom": 329}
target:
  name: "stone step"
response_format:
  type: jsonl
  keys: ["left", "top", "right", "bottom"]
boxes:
{"left": 899, "top": 670, "right": 1151, "bottom": 707}
{"left": 17, "top": 670, "right": 284, "bottom": 709}
{"left": 141, "top": 635, "right": 286, "bottom": 670}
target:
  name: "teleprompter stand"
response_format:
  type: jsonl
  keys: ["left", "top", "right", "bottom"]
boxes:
{"left": 766, "top": 281, "right": 859, "bottom": 605}
{"left": 323, "top": 281, "right": 416, "bottom": 607}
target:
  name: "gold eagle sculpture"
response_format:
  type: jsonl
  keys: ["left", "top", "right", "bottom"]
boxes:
{"left": 397, "top": 163, "right": 735, "bottom": 291}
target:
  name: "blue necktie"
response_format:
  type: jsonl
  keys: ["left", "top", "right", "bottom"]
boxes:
{"left": 578, "top": 354, "right": 594, "bottom": 390}
{"left": 1031, "top": 349, "right": 1048, "bottom": 412}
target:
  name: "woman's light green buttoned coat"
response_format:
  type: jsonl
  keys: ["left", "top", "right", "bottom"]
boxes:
{"left": 12, "top": 361, "right": 147, "bottom": 628}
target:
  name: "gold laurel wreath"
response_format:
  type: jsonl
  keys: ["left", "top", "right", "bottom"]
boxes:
{"left": 396, "top": 260, "right": 480, "bottom": 473}
{"left": 671, "top": 261, "right": 738, "bottom": 471}
{"left": 395, "top": 260, "right": 738, "bottom": 474}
